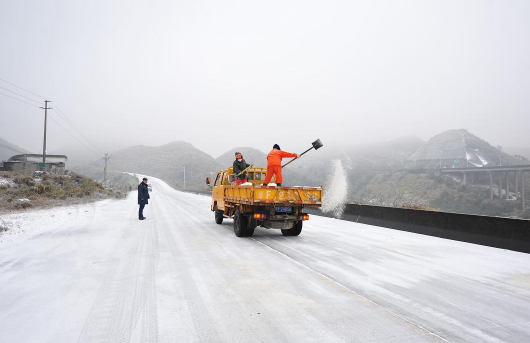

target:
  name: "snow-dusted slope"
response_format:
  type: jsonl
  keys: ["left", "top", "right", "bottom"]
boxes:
{"left": 0, "top": 137, "right": 30, "bottom": 161}
{"left": 1, "top": 177, "right": 529, "bottom": 343}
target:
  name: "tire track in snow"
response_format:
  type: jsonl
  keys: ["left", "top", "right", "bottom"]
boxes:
{"left": 140, "top": 217, "right": 159, "bottom": 343}
{"left": 155, "top": 180, "right": 453, "bottom": 342}
{"left": 115, "top": 216, "right": 159, "bottom": 343}
{"left": 250, "top": 237, "right": 453, "bottom": 343}
{"left": 77, "top": 229, "right": 145, "bottom": 342}
{"left": 156, "top": 184, "right": 325, "bottom": 342}
{"left": 77, "top": 204, "right": 158, "bottom": 343}
{"left": 153, "top": 185, "right": 223, "bottom": 342}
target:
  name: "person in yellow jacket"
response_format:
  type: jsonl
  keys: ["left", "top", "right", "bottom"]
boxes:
{"left": 263, "top": 144, "right": 298, "bottom": 187}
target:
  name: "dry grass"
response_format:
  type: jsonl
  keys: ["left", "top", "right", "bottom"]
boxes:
{"left": 0, "top": 172, "right": 124, "bottom": 213}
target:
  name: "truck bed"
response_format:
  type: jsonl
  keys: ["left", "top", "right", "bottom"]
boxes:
{"left": 224, "top": 185, "right": 322, "bottom": 207}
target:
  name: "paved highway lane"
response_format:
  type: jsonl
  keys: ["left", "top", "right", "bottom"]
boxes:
{"left": 1, "top": 176, "right": 529, "bottom": 343}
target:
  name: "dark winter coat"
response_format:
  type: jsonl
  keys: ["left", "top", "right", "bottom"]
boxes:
{"left": 233, "top": 159, "right": 250, "bottom": 180}
{"left": 138, "top": 182, "right": 150, "bottom": 205}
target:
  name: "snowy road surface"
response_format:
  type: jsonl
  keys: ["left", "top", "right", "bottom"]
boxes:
{"left": 1, "top": 176, "right": 530, "bottom": 343}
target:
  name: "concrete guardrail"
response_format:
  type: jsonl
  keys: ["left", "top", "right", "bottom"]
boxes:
{"left": 305, "top": 204, "right": 530, "bottom": 254}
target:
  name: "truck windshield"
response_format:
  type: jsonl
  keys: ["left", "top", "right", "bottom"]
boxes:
{"left": 214, "top": 173, "right": 220, "bottom": 186}
{"left": 223, "top": 173, "right": 230, "bottom": 185}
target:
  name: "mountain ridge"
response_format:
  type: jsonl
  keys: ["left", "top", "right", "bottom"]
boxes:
{"left": 0, "top": 138, "right": 31, "bottom": 161}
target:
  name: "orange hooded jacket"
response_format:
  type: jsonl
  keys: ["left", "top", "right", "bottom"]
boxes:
{"left": 267, "top": 149, "right": 297, "bottom": 166}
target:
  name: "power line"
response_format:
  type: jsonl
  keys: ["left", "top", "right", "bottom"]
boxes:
{"left": 0, "top": 92, "right": 41, "bottom": 108}
{"left": 0, "top": 78, "right": 45, "bottom": 100}
{"left": 0, "top": 78, "right": 103, "bottom": 159}
{"left": 53, "top": 107, "right": 103, "bottom": 154}
{"left": 0, "top": 86, "right": 42, "bottom": 104}
{"left": 47, "top": 113, "right": 100, "bottom": 157}
{"left": 52, "top": 104, "right": 103, "bottom": 154}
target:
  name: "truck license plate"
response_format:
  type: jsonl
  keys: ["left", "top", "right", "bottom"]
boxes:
{"left": 275, "top": 206, "right": 292, "bottom": 213}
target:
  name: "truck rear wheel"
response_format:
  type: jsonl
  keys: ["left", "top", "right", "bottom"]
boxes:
{"left": 233, "top": 210, "right": 248, "bottom": 237}
{"left": 215, "top": 206, "right": 224, "bottom": 224}
{"left": 246, "top": 217, "right": 257, "bottom": 237}
{"left": 281, "top": 220, "right": 303, "bottom": 236}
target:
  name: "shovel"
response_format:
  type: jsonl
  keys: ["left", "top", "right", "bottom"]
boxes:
{"left": 230, "top": 164, "right": 254, "bottom": 185}
{"left": 282, "top": 139, "right": 323, "bottom": 168}
{"left": 237, "top": 164, "right": 254, "bottom": 177}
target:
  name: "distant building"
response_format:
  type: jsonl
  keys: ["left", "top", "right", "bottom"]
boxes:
{"left": 1, "top": 154, "right": 68, "bottom": 175}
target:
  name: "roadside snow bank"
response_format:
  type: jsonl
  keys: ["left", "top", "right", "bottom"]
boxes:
{"left": 0, "top": 178, "right": 15, "bottom": 187}
{"left": 0, "top": 199, "right": 114, "bottom": 244}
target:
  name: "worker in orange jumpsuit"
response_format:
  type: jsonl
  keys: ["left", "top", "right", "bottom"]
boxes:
{"left": 263, "top": 144, "right": 298, "bottom": 187}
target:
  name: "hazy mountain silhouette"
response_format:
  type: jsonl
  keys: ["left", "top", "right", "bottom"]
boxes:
{"left": 216, "top": 147, "right": 267, "bottom": 168}
{"left": 0, "top": 137, "right": 31, "bottom": 161}
{"left": 71, "top": 141, "right": 224, "bottom": 190}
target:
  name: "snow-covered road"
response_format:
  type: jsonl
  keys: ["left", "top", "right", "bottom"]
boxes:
{"left": 1, "top": 176, "right": 530, "bottom": 343}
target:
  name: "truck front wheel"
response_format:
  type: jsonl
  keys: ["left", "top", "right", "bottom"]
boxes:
{"left": 233, "top": 210, "right": 248, "bottom": 237}
{"left": 215, "top": 206, "right": 224, "bottom": 224}
{"left": 281, "top": 220, "right": 303, "bottom": 236}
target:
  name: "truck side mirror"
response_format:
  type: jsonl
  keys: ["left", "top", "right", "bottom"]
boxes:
{"left": 206, "top": 177, "right": 211, "bottom": 185}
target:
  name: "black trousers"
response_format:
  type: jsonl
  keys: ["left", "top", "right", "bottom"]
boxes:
{"left": 139, "top": 204, "right": 146, "bottom": 218}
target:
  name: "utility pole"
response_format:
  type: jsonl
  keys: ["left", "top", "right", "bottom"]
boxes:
{"left": 102, "top": 153, "right": 109, "bottom": 183}
{"left": 40, "top": 100, "right": 52, "bottom": 167}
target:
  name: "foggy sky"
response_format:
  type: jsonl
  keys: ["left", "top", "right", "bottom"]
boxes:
{"left": 1, "top": 0, "right": 529, "bottom": 159}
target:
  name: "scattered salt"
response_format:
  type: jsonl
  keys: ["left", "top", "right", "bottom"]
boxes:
{"left": 321, "top": 159, "right": 348, "bottom": 218}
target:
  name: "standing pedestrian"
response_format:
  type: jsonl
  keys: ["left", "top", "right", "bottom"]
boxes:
{"left": 263, "top": 144, "right": 297, "bottom": 187}
{"left": 138, "top": 177, "right": 150, "bottom": 220}
{"left": 232, "top": 152, "right": 251, "bottom": 186}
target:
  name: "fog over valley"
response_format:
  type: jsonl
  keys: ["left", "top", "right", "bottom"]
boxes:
{"left": 1, "top": 0, "right": 529, "bottom": 158}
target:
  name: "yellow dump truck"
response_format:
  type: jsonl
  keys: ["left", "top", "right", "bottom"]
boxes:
{"left": 210, "top": 166, "right": 323, "bottom": 237}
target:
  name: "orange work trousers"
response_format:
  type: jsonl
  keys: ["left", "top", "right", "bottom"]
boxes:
{"left": 264, "top": 165, "right": 282, "bottom": 184}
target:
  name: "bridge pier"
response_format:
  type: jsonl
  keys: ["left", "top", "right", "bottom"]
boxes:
{"left": 439, "top": 165, "right": 530, "bottom": 208}
{"left": 523, "top": 172, "right": 526, "bottom": 211}
{"left": 515, "top": 171, "right": 519, "bottom": 199}
{"left": 506, "top": 172, "right": 510, "bottom": 200}
{"left": 489, "top": 172, "right": 493, "bottom": 199}
{"left": 499, "top": 175, "right": 503, "bottom": 198}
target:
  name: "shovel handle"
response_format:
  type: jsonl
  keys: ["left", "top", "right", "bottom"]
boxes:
{"left": 237, "top": 164, "right": 253, "bottom": 177}
{"left": 281, "top": 147, "right": 313, "bottom": 168}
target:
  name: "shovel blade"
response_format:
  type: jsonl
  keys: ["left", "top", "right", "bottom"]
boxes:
{"left": 312, "top": 139, "right": 323, "bottom": 150}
